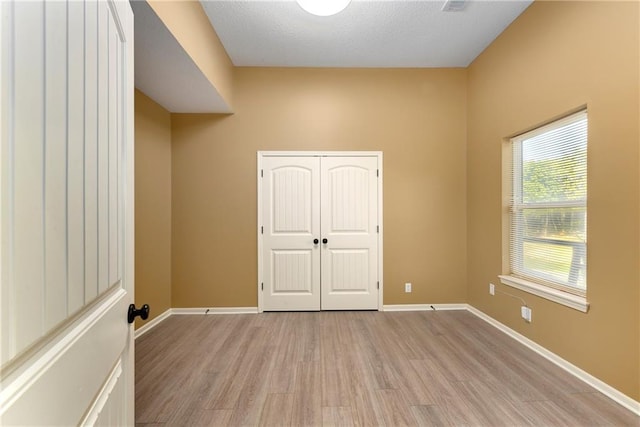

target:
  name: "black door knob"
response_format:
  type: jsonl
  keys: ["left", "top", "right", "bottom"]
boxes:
{"left": 313, "top": 238, "right": 319, "bottom": 244}
{"left": 322, "top": 238, "right": 328, "bottom": 244}
{"left": 128, "top": 304, "right": 150, "bottom": 324}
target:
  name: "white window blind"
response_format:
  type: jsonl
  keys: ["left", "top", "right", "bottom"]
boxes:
{"left": 510, "top": 110, "right": 587, "bottom": 294}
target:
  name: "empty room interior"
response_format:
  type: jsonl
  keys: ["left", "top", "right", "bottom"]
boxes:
{"left": 2, "top": 0, "right": 638, "bottom": 425}
{"left": 130, "top": 0, "right": 640, "bottom": 425}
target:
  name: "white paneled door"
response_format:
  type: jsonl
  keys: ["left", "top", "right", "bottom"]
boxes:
{"left": 0, "top": 1, "right": 135, "bottom": 425}
{"left": 320, "top": 156, "right": 379, "bottom": 310}
{"left": 259, "top": 153, "right": 382, "bottom": 311}
{"left": 261, "top": 157, "right": 321, "bottom": 310}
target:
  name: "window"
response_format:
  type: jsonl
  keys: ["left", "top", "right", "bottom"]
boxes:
{"left": 501, "top": 111, "right": 589, "bottom": 311}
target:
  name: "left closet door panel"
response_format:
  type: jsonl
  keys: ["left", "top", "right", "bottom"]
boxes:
{"left": 261, "top": 156, "right": 321, "bottom": 311}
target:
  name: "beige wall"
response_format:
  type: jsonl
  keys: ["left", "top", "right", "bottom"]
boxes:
{"left": 467, "top": 1, "right": 639, "bottom": 400}
{"left": 171, "top": 68, "right": 468, "bottom": 308}
{"left": 135, "top": 90, "right": 173, "bottom": 328}
{"left": 148, "top": 0, "right": 234, "bottom": 107}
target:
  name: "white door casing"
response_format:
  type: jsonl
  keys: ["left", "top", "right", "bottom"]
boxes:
{"left": 258, "top": 152, "right": 382, "bottom": 312}
{"left": 0, "top": 1, "right": 135, "bottom": 425}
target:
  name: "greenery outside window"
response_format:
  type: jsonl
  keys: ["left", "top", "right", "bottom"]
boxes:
{"left": 500, "top": 110, "right": 589, "bottom": 311}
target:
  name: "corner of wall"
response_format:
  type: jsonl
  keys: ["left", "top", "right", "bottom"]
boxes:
{"left": 134, "top": 89, "right": 173, "bottom": 329}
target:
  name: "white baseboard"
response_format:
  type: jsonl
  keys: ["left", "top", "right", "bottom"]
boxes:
{"left": 171, "top": 307, "right": 259, "bottom": 315}
{"left": 467, "top": 305, "right": 640, "bottom": 416}
{"left": 382, "top": 303, "right": 467, "bottom": 312}
{"left": 134, "top": 307, "right": 259, "bottom": 339}
{"left": 134, "top": 308, "right": 172, "bottom": 339}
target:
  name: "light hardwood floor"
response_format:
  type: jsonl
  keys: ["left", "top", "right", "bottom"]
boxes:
{"left": 135, "top": 310, "right": 639, "bottom": 426}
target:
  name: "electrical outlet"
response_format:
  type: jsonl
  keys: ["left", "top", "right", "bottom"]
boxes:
{"left": 405, "top": 283, "right": 412, "bottom": 293}
{"left": 489, "top": 283, "right": 495, "bottom": 295}
{"left": 521, "top": 306, "right": 532, "bottom": 323}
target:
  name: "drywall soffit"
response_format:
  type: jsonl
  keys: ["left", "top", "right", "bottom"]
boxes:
{"left": 131, "top": 0, "right": 232, "bottom": 113}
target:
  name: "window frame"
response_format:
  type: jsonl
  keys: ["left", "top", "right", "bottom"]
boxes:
{"left": 500, "top": 110, "right": 590, "bottom": 313}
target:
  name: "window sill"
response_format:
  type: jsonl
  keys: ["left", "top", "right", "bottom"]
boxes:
{"left": 498, "top": 275, "right": 590, "bottom": 313}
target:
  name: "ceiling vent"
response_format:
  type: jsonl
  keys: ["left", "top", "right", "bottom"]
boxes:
{"left": 442, "top": 0, "right": 467, "bottom": 12}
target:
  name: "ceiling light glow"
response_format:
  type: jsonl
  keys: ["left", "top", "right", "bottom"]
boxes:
{"left": 296, "top": 0, "right": 351, "bottom": 17}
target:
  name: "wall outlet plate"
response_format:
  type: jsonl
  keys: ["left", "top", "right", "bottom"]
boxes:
{"left": 489, "top": 283, "right": 495, "bottom": 295}
{"left": 521, "top": 306, "right": 532, "bottom": 322}
{"left": 405, "top": 283, "right": 412, "bottom": 293}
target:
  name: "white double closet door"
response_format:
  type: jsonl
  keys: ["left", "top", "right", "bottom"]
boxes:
{"left": 259, "top": 153, "right": 381, "bottom": 311}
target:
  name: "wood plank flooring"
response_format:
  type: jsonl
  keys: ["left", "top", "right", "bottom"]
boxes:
{"left": 135, "top": 310, "right": 639, "bottom": 426}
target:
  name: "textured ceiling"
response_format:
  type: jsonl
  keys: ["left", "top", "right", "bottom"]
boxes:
{"left": 201, "top": 0, "right": 533, "bottom": 68}
{"left": 133, "top": 0, "right": 533, "bottom": 112}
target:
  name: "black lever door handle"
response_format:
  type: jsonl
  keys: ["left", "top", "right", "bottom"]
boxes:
{"left": 128, "top": 304, "right": 150, "bottom": 324}
{"left": 322, "top": 238, "right": 328, "bottom": 244}
{"left": 313, "top": 238, "right": 319, "bottom": 244}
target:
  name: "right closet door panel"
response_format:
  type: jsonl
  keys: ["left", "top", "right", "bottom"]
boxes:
{"left": 320, "top": 156, "right": 379, "bottom": 310}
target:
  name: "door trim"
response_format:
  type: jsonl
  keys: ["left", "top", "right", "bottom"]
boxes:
{"left": 257, "top": 151, "right": 383, "bottom": 313}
